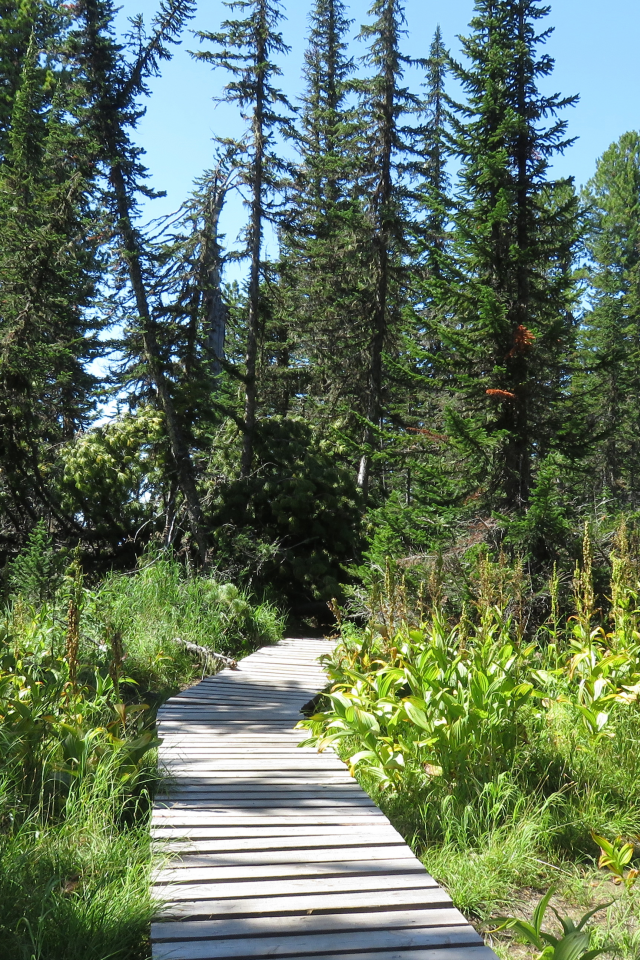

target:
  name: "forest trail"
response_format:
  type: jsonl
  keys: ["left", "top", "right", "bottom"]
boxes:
{"left": 150, "top": 637, "right": 497, "bottom": 960}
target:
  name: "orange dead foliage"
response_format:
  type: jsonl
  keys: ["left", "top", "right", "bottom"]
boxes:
{"left": 507, "top": 324, "right": 535, "bottom": 357}
{"left": 486, "top": 388, "right": 516, "bottom": 400}
{"left": 406, "top": 426, "right": 448, "bottom": 442}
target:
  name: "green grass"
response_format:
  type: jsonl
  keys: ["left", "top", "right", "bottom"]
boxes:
{"left": 0, "top": 763, "right": 157, "bottom": 960}
{"left": 0, "top": 549, "right": 287, "bottom": 960}
{"left": 351, "top": 728, "right": 640, "bottom": 958}
{"left": 87, "top": 555, "right": 286, "bottom": 695}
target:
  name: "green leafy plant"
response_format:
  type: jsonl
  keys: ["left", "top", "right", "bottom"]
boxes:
{"left": 493, "top": 887, "right": 612, "bottom": 959}
{"left": 299, "top": 606, "right": 539, "bottom": 788}
{"left": 592, "top": 832, "right": 639, "bottom": 888}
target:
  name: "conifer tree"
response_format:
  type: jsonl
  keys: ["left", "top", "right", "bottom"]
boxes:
{"left": 0, "top": 0, "right": 56, "bottom": 158}
{"left": 70, "top": 0, "right": 208, "bottom": 559}
{"left": 581, "top": 131, "right": 640, "bottom": 503}
{"left": 354, "top": 0, "right": 417, "bottom": 495}
{"left": 437, "top": 0, "right": 580, "bottom": 512}
{"left": 0, "top": 33, "right": 101, "bottom": 539}
{"left": 278, "top": 0, "right": 369, "bottom": 430}
{"left": 194, "top": 0, "right": 294, "bottom": 477}
{"left": 417, "top": 26, "right": 449, "bottom": 270}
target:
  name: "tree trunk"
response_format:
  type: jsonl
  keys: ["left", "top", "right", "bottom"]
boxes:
{"left": 201, "top": 177, "right": 228, "bottom": 381}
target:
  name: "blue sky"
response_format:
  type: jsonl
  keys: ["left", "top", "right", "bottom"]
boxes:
{"left": 125, "top": 0, "right": 639, "bottom": 248}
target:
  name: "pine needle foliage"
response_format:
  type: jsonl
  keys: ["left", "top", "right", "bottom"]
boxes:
{"left": 433, "top": 0, "right": 582, "bottom": 513}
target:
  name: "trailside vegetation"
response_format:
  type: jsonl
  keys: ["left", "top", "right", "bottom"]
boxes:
{"left": 1, "top": 0, "right": 640, "bottom": 956}
{"left": 0, "top": 525, "right": 283, "bottom": 958}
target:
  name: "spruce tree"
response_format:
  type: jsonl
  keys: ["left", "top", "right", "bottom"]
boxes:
{"left": 277, "top": 0, "right": 369, "bottom": 431}
{"left": 354, "top": 0, "right": 417, "bottom": 495}
{"left": 581, "top": 131, "right": 640, "bottom": 503}
{"left": 0, "top": 33, "right": 101, "bottom": 540}
{"left": 437, "top": 0, "right": 580, "bottom": 512}
{"left": 417, "top": 26, "right": 449, "bottom": 271}
{"left": 194, "top": 0, "right": 294, "bottom": 477}
{"left": 0, "top": 0, "right": 57, "bottom": 159}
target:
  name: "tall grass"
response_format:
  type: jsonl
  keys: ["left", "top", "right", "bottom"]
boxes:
{"left": 0, "top": 538, "right": 286, "bottom": 959}
{"left": 0, "top": 760, "right": 156, "bottom": 960}
{"left": 89, "top": 553, "right": 285, "bottom": 694}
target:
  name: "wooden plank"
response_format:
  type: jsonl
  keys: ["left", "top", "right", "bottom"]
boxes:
{"left": 152, "top": 873, "right": 440, "bottom": 901}
{"left": 155, "top": 949, "right": 495, "bottom": 960}
{"left": 152, "top": 803, "right": 384, "bottom": 815}
{"left": 268, "top": 950, "right": 497, "bottom": 960}
{"left": 160, "top": 846, "right": 419, "bottom": 868}
{"left": 164, "top": 693, "right": 313, "bottom": 706}
{"left": 154, "top": 885, "right": 453, "bottom": 920}
{"left": 152, "top": 832, "right": 405, "bottom": 854}
{"left": 158, "top": 762, "right": 342, "bottom": 771}
{"left": 152, "top": 907, "right": 467, "bottom": 940}
{"left": 154, "top": 858, "right": 428, "bottom": 884}
{"left": 160, "top": 750, "right": 340, "bottom": 764}
{"left": 155, "top": 798, "right": 378, "bottom": 811}
{"left": 155, "top": 795, "right": 378, "bottom": 807}
{"left": 159, "top": 753, "right": 321, "bottom": 761}
{"left": 155, "top": 778, "right": 357, "bottom": 787}
{"left": 152, "top": 818, "right": 388, "bottom": 830}
{"left": 157, "top": 762, "right": 348, "bottom": 772}
{"left": 155, "top": 792, "right": 365, "bottom": 804}
{"left": 152, "top": 924, "right": 482, "bottom": 959}
{"left": 155, "top": 775, "right": 359, "bottom": 785}
{"left": 151, "top": 824, "right": 400, "bottom": 840}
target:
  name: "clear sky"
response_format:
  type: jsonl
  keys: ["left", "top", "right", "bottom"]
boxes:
{"left": 124, "top": 0, "right": 639, "bottom": 246}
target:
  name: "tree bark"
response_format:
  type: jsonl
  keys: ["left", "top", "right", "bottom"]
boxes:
{"left": 200, "top": 176, "right": 228, "bottom": 382}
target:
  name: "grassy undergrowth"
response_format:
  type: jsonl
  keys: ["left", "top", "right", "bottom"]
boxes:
{"left": 0, "top": 771, "right": 155, "bottom": 960}
{"left": 0, "top": 533, "right": 285, "bottom": 959}
{"left": 300, "top": 530, "right": 640, "bottom": 959}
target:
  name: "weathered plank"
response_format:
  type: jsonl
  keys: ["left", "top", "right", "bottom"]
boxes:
{"left": 152, "top": 829, "right": 404, "bottom": 853}
{"left": 155, "top": 885, "right": 454, "bottom": 920}
{"left": 153, "top": 925, "right": 482, "bottom": 959}
{"left": 154, "top": 857, "right": 429, "bottom": 884}
{"left": 152, "top": 907, "right": 468, "bottom": 940}
{"left": 152, "top": 867, "right": 440, "bottom": 901}
{"left": 161, "top": 845, "right": 415, "bottom": 866}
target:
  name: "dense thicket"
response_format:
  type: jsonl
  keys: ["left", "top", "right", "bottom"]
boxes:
{"left": 1, "top": 0, "right": 639, "bottom": 605}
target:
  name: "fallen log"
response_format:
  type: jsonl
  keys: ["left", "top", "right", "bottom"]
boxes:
{"left": 172, "top": 636, "right": 238, "bottom": 671}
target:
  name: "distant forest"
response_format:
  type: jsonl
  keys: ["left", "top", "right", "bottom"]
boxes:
{"left": 1, "top": 0, "right": 639, "bottom": 602}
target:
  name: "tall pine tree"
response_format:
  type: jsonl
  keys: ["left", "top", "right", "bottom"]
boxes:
{"left": 70, "top": 0, "right": 208, "bottom": 559}
{"left": 278, "top": 0, "right": 369, "bottom": 431}
{"left": 0, "top": 30, "right": 102, "bottom": 543}
{"left": 581, "top": 131, "right": 640, "bottom": 504}
{"left": 354, "top": 0, "right": 417, "bottom": 495}
{"left": 194, "top": 0, "right": 294, "bottom": 477}
{"left": 436, "top": 0, "right": 580, "bottom": 513}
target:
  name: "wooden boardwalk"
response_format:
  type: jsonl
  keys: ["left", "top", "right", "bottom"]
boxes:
{"left": 151, "top": 637, "right": 497, "bottom": 960}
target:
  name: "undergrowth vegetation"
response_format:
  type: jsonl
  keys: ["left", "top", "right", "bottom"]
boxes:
{"left": 299, "top": 524, "right": 640, "bottom": 958}
{"left": 0, "top": 527, "right": 284, "bottom": 959}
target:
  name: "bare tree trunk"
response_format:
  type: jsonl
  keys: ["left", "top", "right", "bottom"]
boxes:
{"left": 200, "top": 175, "right": 229, "bottom": 381}
{"left": 111, "top": 165, "right": 207, "bottom": 562}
